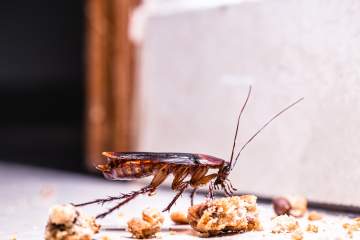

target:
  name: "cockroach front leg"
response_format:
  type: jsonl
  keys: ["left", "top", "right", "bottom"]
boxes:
{"left": 207, "top": 181, "right": 215, "bottom": 199}
{"left": 190, "top": 187, "right": 197, "bottom": 206}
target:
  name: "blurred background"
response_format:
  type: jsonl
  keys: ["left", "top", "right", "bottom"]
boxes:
{"left": 0, "top": 1, "right": 85, "bottom": 171}
{"left": 1, "top": 0, "right": 360, "bottom": 207}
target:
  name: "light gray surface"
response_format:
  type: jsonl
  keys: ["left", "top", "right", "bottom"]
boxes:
{"left": 0, "top": 162, "right": 358, "bottom": 239}
{"left": 132, "top": 0, "right": 360, "bottom": 207}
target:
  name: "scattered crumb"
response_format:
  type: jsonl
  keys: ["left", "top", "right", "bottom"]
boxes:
{"left": 343, "top": 217, "right": 360, "bottom": 238}
{"left": 272, "top": 196, "right": 308, "bottom": 218}
{"left": 170, "top": 211, "right": 189, "bottom": 225}
{"left": 306, "top": 223, "right": 319, "bottom": 233}
{"left": 271, "top": 215, "right": 299, "bottom": 233}
{"left": 288, "top": 196, "right": 307, "bottom": 218}
{"left": 272, "top": 197, "right": 291, "bottom": 216}
{"left": 9, "top": 234, "right": 17, "bottom": 240}
{"left": 117, "top": 212, "right": 124, "bottom": 219}
{"left": 100, "top": 236, "right": 111, "bottom": 240}
{"left": 187, "top": 195, "right": 261, "bottom": 236}
{"left": 291, "top": 230, "right": 303, "bottom": 240}
{"left": 308, "top": 211, "right": 322, "bottom": 221}
{"left": 44, "top": 204, "right": 100, "bottom": 240}
{"left": 127, "top": 208, "right": 164, "bottom": 239}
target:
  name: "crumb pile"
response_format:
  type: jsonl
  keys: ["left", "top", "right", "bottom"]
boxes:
{"left": 44, "top": 204, "right": 100, "bottom": 240}
{"left": 127, "top": 208, "right": 164, "bottom": 239}
{"left": 187, "top": 195, "right": 261, "bottom": 235}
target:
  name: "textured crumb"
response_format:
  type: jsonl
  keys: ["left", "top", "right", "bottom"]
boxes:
{"left": 342, "top": 217, "right": 360, "bottom": 238}
{"left": 272, "top": 196, "right": 307, "bottom": 218}
{"left": 127, "top": 208, "right": 164, "bottom": 239}
{"left": 306, "top": 223, "right": 319, "bottom": 233}
{"left": 288, "top": 196, "right": 307, "bottom": 218}
{"left": 308, "top": 211, "right": 322, "bottom": 221}
{"left": 187, "top": 195, "right": 261, "bottom": 236}
{"left": 271, "top": 215, "right": 299, "bottom": 233}
{"left": 272, "top": 197, "right": 291, "bottom": 216}
{"left": 291, "top": 230, "right": 303, "bottom": 240}
{"left": 170, "top": 211, "right": 189, "bottom": 225}
{"left": 44, "top": 204, "right": 100, "bottom": 240}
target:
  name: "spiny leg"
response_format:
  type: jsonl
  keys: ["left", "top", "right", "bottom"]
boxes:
{"left": 226, "top": 179, "right": 237, "bottom": 192}
{"left": 97, "top": 164, "right": 171, "bottom": 219}
{"left": 96, "top": 186, "right": 154, "bottom": 219}
{"left": 73, "top": 194, "right": 128, "bottom": 207}
{"left": 207, "top": 181, "right": 214, "bottom": 199}
{"left": 222, "top": 182, "right": 232, "bottom": 196}
{"left": 162, "top": 183, "right": 189, "bottom": 212}
{"left": 190, "top": 187, "right": 197, "bottom": 206}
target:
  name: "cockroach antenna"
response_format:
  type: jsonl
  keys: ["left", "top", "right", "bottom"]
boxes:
{"left": 229, "top": 86, "right": 252, "bottom": 167}
{"left": 230, "top": 94, "right": 304, "bottom": 170}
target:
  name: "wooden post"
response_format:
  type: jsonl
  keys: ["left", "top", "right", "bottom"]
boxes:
{"left": 85, "top": 0, "right": 140, "bottom": 169}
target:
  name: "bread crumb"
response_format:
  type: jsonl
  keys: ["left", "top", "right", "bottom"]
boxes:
{"left": 308, "top": 211, "right": 322, "bottom": 221}
{"left": 100, "top": 236, "right": 111, "bottom": 240}
{"left": 343, "top": 218, "right": 360, "bottom": 238}
{"left": 44, "top": 204, "right": 100, "bottom": 240}
{"left": 127, "top": 208, "right": 164, "bottom": 239}
{"left": 287, "top": 196, "right": 308, "bottom": 218}
{"left": 170, "top": 211, "right": 189, "bottom": 225}
{"left": 187, "top": 195, "right": 261, "bottom": 236}
{"left": 9, "top": 234, "right": 17, "bottom": 240}
{"left": 271, "top": 215, "right": 299, "bottom": 233}
{"left": 307, "top": 224, "right": 319, "bottom": 233}
{"left": 291, "top": 230, "right": 303, "bottom": 240}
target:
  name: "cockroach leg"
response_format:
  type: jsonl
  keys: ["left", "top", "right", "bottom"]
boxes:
{"left": 96, "top": 185, "right": 154, "bottom": 219}
{"left": 222, "top": 183, "right": 232, "bottom": 196}
{"left": 73, "top": 194, "right": 127, "bottom": 207}
{"left": 226, "top": 179, "right": 237, "bottom": 192}
{"left": 207, "top": 181, "right": 214, "bottom": 199}
{"left": 162, "top": 183, "right": 189, "bottom": 212}
{"left": 190, "top": 187, "right": 197, "bottom": 206}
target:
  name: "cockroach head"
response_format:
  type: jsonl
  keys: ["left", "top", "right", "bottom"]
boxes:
{"left": 213, "top": 162, "right": 236, "bottom": 196}
{"left": 215, "top": 162, "right": 231, "bottom": 184}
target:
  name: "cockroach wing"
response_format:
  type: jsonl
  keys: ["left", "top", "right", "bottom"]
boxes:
{"left": 102, "top": 152, "right": 201, "bottom": 165}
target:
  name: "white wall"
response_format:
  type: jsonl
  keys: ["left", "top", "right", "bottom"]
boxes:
{"left": 133, "top": 0, "right": 360, "bottom": 206}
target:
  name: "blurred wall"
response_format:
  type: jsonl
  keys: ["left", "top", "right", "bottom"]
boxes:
{"left": 133, "top": 0, "right": 360, "bottom": 206}
{"left": 0, "top": 1, "right": 85, "bottom": 171}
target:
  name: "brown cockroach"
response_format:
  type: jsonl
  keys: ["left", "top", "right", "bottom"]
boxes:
{"left": 75, "top": 86, "right": 303, "bottom": 219}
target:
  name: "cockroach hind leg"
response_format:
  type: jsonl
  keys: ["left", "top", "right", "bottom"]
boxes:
{"left": 96, "top": 186, "right": 154, "bottom": 219}
{"left": 72, "top": 193, "right": 128, "bottom": 207}
{"left": 162, "top": 183, "right": 188, "bottom": 212}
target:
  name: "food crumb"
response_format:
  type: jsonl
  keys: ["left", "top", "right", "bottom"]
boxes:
{"left": 187, "top": 195, "right": 261, "bottom": 236}
{"left": 306, "top": 223, "right": 319, "bottom": 233}
{"left": 170, "top": 211, "right": 189, "bottom": 225}
{"left": 342, "top": 217, "right": 360, "bottom": 238}
{"left": 271, "top": 215, "right": 299, "bottom": 233}
{"left": 127, "top": 208, "right": 164, "bottom": 239}
{"left": 308, "top": 211, "right": 322, "bottom": 221}
{"left": 272, "top": 197, "right": 291, "bottom": 216}
{"left": 44, "top": 204, "right": 100, "bottom": 240}
{"left": 291, "top": 230, "right": 303, "bottom": 240}
{"left": 288, "top": 196, "right": 307, "bottom": 218}
{"left": 101, "top": 236, "right": 111, "bottom": 240}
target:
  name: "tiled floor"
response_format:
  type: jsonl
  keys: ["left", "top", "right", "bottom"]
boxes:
{"left": 0, "top": 162, "right": 358, "bottom": 239}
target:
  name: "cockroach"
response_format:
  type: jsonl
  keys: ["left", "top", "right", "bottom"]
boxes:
{"left": 75, "top": 86, "right": 303, "bottom": 219}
